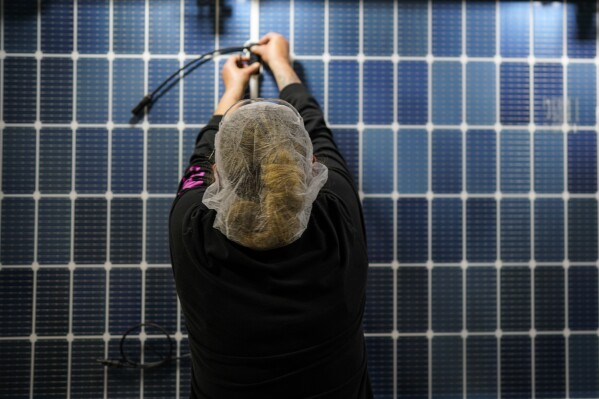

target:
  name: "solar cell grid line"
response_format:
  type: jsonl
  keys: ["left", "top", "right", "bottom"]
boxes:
{"left": 494, "top": 2, "right": 502, "bottom": 397}
{"left": 426, "top": 2, "right": 433, "bottom": 398}
{"left": 391, "top": 0, "right": 399, "bottom": 397}
{"left": 460, "top": 3, "right": 468, "bottom": 398}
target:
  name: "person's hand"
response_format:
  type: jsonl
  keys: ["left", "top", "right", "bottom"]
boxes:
{"left": 251, "top": 32, "right": 292, "bottom": 71}
{"left": 214, "top": 55, "right": 260, "bottom": 115}
{"left": 221, "top": 54, "right": 260, "bottom": 95}
{"left": 251, "top": 32, "right": 301, "bottom": 91}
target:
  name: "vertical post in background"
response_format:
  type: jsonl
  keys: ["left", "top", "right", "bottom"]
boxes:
{"left": 249, "top": 0, "right": 259, "bottom": 99}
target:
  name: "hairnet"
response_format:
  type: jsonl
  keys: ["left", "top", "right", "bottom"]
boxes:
{"left": 202, "top": 98, "right": 328, "bottom": 250}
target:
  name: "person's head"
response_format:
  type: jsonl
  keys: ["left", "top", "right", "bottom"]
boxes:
{"left": 202, "top": 99, "right": 328, "bottom": 250}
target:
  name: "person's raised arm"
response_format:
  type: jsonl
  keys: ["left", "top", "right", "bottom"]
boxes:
{"left": 252, "top": 33, "right": 353, "bottom": 188}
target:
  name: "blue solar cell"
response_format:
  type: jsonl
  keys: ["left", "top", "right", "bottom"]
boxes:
{"left": 332, "top": 129, "right": 359, "bottom": 184}
{"left": 432, "top": 1, "right": 462, "bottom": 57}
{"left": 500, "top": 2, "right": 529, "bottom": 57}
{"left": 294, "top": 0, "right": 324, "bottom": 55}
{"left": 73, "top": 268, "right": 106, "bottom": 335}
{"left": 109, "top": 268, "right": 141, "bottom": 334}
{"left": 259, "top": 0, "right": 290, "bottom": 39}
{"left": 40, "top": 128, "right": 72, "bottom": 193}
{"left": 398, "top": 129, "right": 428, "bottom": 194}
{"left": 432, "top": 267, "right": 462, "bottom": 332}
{"left": 535, "top": 266, "right": 565, "bottom": 331}
{"left": 183, "top": 61, "right": 214, "bottom": 124}
{"left": 501, "top": 336, "right": 532, "bottom": 399}
{"left": 500, "top": 130, "right": 530, "bottom": 193}
{"left": 2, "top": 128, "right": 36, "bottom": 194}
{"left": 570, "top": 335, "right": 599, "bottom": 398}
{"left": 147, "top": 129, "right": 178, "bottom": 194}
{"left": 145, "top": 268, "right": 178, "bottom": 332}
{"left": 74, "top": 198, "right": 107, "bottom": 264}
{"left": 1, "top": 198, "right": 35, "bottom": 265}
{"left": 110, "top": 199, "right": 142, "bottom": 264}
{"left": 569, "top": 266, "right": 599, "bottom": 330}
{"left": 466, "top": 130, "right": 496, "bottom": 193}
{"left": 363, "top": 267, "right": 393, "bottom": 333}
{"left": 362, "top": 198, "right": 393, "bottom": 263}
{"left": 144, "top": 337, "right": 177, "bottom": 397}
{"left": 77, "top": 58, "right": 109, "bottom": 123}
{"left": 535, "top": 335, "right": 565, "bottom": 399}
{"left": 398, "top": 1, "right": 428, "bottom": 56}
{"left": 432, "top": 198, "right": 462, "bottom": 262}
{"left": 113, "top": 0, "right": 144, "bottom": 54}
{"left": 33, "top": 340, "right": 68, "bottom": 397}
{"left": 432, "top": 62, "right": 462, "bottom": 125}
{"left": 149, "top": 59, "right": 180, "bottom": 124}
{"left": 365, "top": 337, "right": 393, "bottom": 398}
{"left": 41, "top": 58, "right": 73, "bottom": 123}
{"left": 364, "top": 1, "right": 393, "bottom": 56}
{"left": 535, "top": 131, "right": 564, "bottom": 193}
{"left": 4, "top": 58, "right": 37, "bottom": 123}
{"left": 398, "top": 61, "right": 428, "bottom": 125}
{"left": 397, "top": 266, "right": 428, "bottom": 332}
{"left": 397, "top": 199, "right": 428, "bottom": 263}
{"left": 568, "top": 131, "right": 597, "bottom": 193}
{"left": 432, "top": 336, "right": 462, "bottom": 399}
{"left": 466, "top": 2, "right": 496, "bottom": 57}
{"left": 218, "top": 0, "right": 250, "bottom": 49}
{"left": 567, "top": 3, "right": 596, "bottom": 58}
{"left": 500, "top": 267, "right": 531, "bottom": 331}
{"left": 466, "top": 336, "right": 497, "bottom": 398}
{"left": 38, "top": 199, "right": 70, "bottom": 264}
{"left": 534, "top": 63, "right": 563, "bottom": 126}
{"left": 328, "top": 61, "right": 358, "bottom": 124}
{"left": 112, "top": 59, "right": 144, "bottom": 124}
{"left": 535, "top": 199, "right": 564, "bottom": 261}
{"left": 184, "top": 0, "right": 216, "bottom": 54}
{"left": 397, "top": 337, "right": 428, "bottom": 399}
{"left": 363, "top": 129, "right": 393, "bottom": 194}
{"left": 0, "top": 268, "right": 33, "bottom": 336}
{"left": 4, "top": 0, "right": 37, "bottom": 52}
{"left": 41, "top": 0, "right": 73, "bottom": 53}
{"left": 569, "top": 199, "right": 598, "bottom": 262}
{"left": 71, "top": 340, "right": 105, "bottom": 398}
{"left": 466, "top": 267, "right": 496, "bottom": 332}
{"left": 500, "top": 63, "right": 530, "bottom": 125}
{"left": 36, "top": 268, "right": 69, "bottom": 335}
{"left": 150, "top": 1, "right": 180, "bottom": 55}
{"left": 112, "top": 128, "right": 143, "bottom": 194}
{"left": 78, "top": 0, "right": 109, "bottom": 54}
{"left": 568, "top": 64, "right": 596, "bottom": 126}
{"left": 466, "top": 62, "right": 496, "bottom": 125}
{"left": 432, "top": 130, "right": 462, "bottom": 194}
{"left": 363, "top": 61, "right": 393, "bottom": 125}
{"left": 329, "top": 0, "right": 359, "bottom": 56}
{"left": 76, "top": 129, "right": 108, "bottom": 194}
{"left": 534, "top": 2, "right": 563, "bottom": 58}
{"left": 146, "top": 198, "right": 173, "bottom": 264}
{"left": 467, "top": 198, "right": 496, "bottom": 262}
{"left": 500, "top": 199, "right": 531, "bottom": 262}
{"left": 0, "top": 341, "right": 31, "bottom": 397}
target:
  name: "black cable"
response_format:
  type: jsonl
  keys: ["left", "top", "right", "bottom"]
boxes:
{"left": 132, "top": 44, "right": 260, "bottom": 115}
{"left": 96, "top": 322, "right": 191, "bottom": 370}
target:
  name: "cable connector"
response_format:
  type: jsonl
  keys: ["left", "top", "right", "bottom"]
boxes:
{"left": 131, "top": 94, "right": 153, "bottom": 116}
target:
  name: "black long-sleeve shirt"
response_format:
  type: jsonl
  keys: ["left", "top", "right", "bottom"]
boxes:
{"left": 169, "top": 83, "right": 373, "bottom": 399}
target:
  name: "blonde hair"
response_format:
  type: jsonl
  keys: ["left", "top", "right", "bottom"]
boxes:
{"left": 202, "top": 99, "right": 328, "bottom": 250}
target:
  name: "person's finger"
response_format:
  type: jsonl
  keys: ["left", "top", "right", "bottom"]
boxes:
{"left": 224, "top": 55, "right": 238, "bottom": 68}
{"left": 258, "top": 32, "right": 276, "bottom": 44}
{"left": 244, "top": 61, "right": 261, "bottom": 75}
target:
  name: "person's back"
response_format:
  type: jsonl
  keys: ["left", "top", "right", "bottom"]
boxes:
{"left": 169, "top": 33, "right": 373, "bottom": 398}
